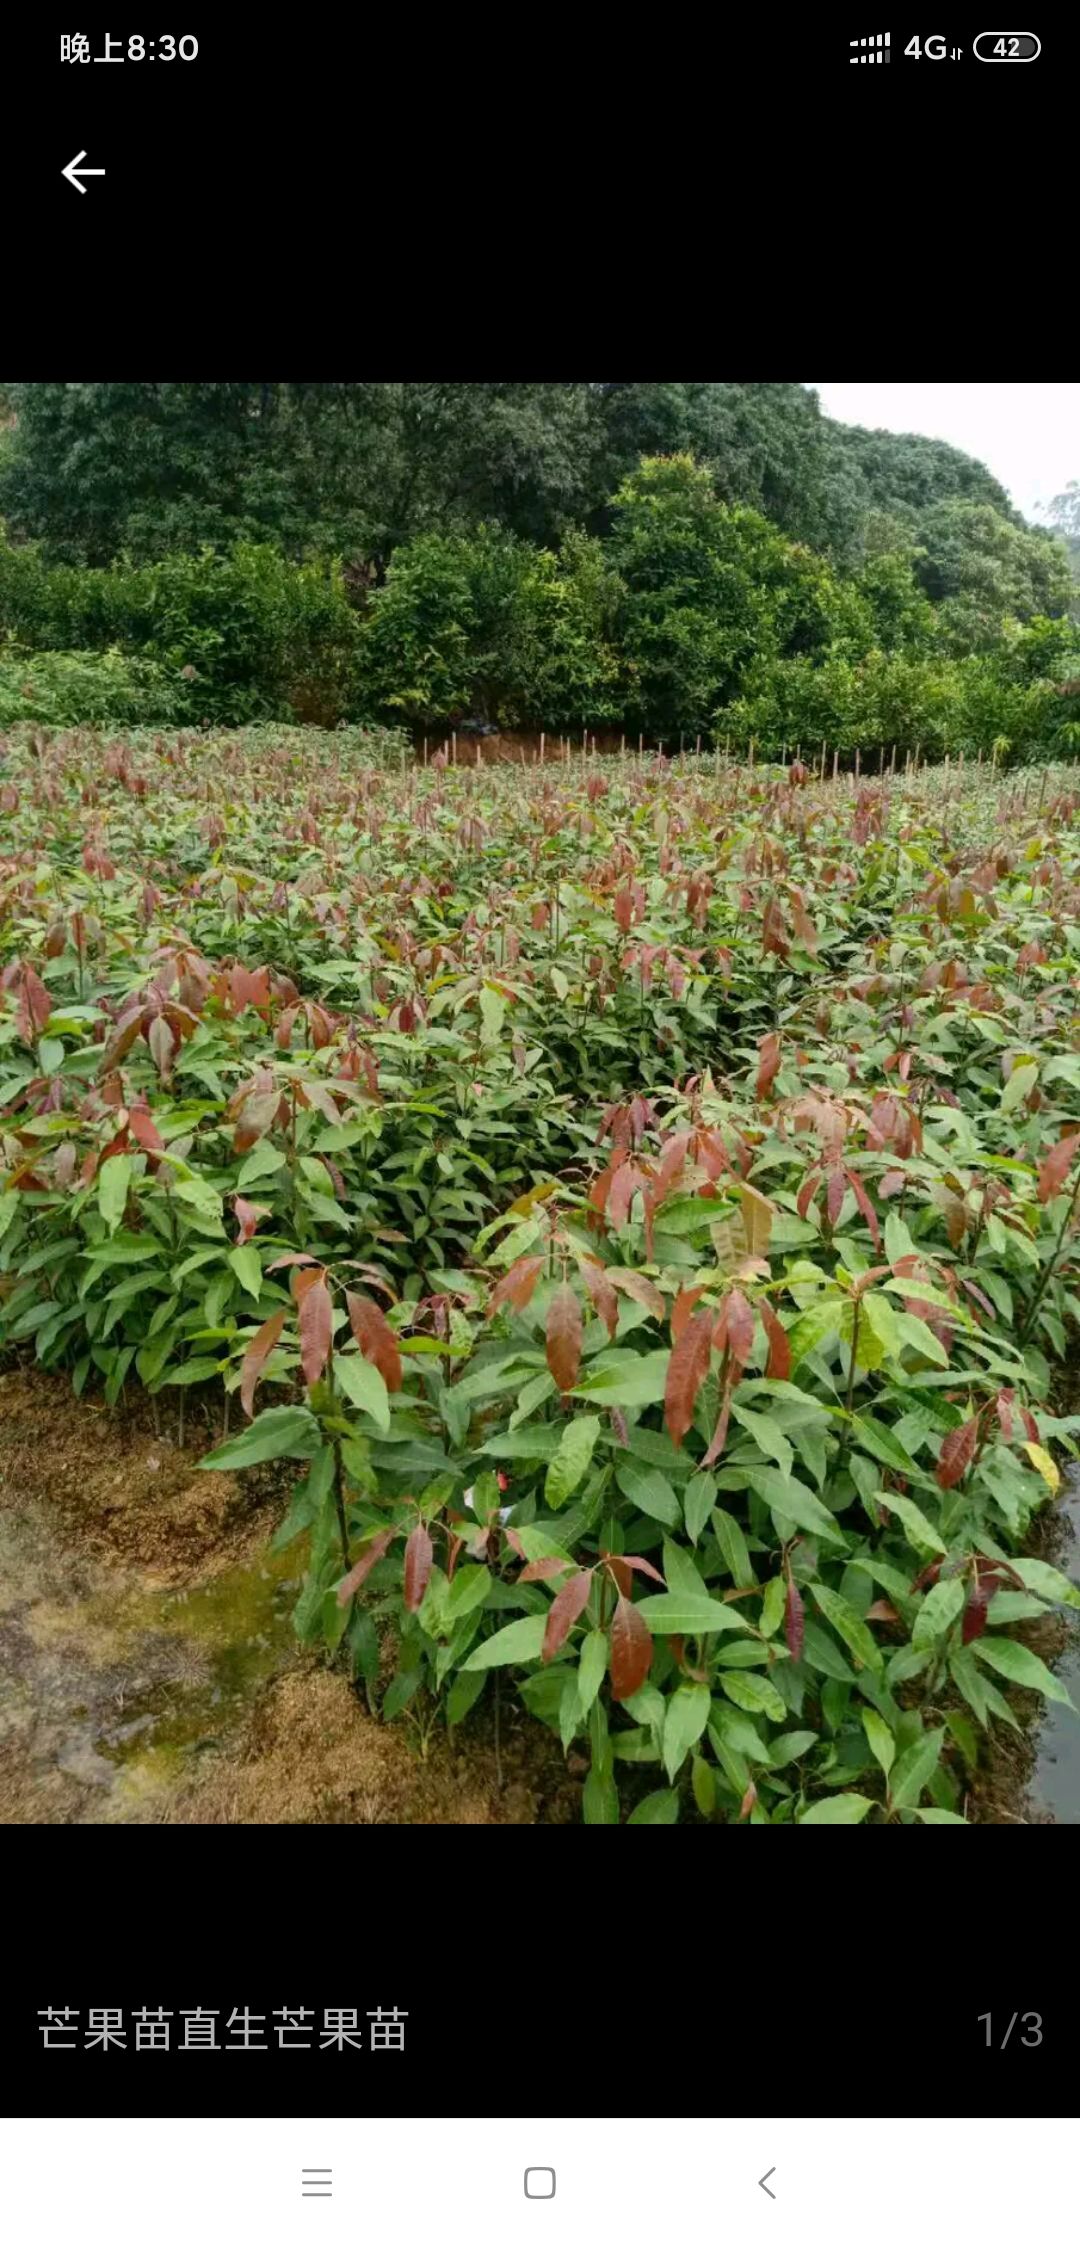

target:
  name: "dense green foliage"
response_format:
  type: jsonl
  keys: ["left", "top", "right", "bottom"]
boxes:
{"left": 0, "top": 382, "right": 1076, "bottom": 744}
{"left": 2, "top": 731, "right": 1079, "bottom": 1822}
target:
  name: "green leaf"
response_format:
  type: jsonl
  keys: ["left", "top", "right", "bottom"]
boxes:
{"left": 862, "top": 1707, "right": 895, "bottom": 1779}
{"left": 759, "top": 1576, "right": 786, "bottom": 1637}
{"left": 662, "top": 1682, "right": 711, "bottom": 1780}
{"left": 583, "top": 1766, "right": 620, "bottom": 1824}
{"left": 683, "top": 1469, "right": 718, "bottom": 1546}
{"left": 800, "top": 1620, "right": 857, "bottom": 1683}
{"left": 162, "top": 1357, "right": 224, "bottom": 1386}
{"left": 798, "top": 1793, "right": 874, "bottom": 1824}
{"left": 880, "top": 1491, "right": 948, "bottom": 1558}
{"left": 446, "top": 1668, "right": 487, "bottom": 1727}
{"left": 627, "top": 1788, "right": 680, "bottom": 1824}
{"left": 545, "top": 1414, "right": 601, "bottom": 1507}
{"left": 810, "top": 1583, "right": 882, "bottom": 1672}
{"left": 333, "top": 1351, "right": 391, "bottom": 1434}
{"left": 912, "top": 1575, "right": 965, "bottom": 1651}
{"left": 572, "top": 1349, "right": 670, "bottom": 1408}
{"left": 786, "top": 1297, "right": 846, "bottom": 1365}
{"left": 712, "top": 1506, "right": 754, "bottom": 1587}
{"left": 615, "top": 1457, "right": 681, "bottom": 1528}
{"left": 974, "top": 1635, "right": 1075, "bottom": 1708}
{"left": 739, "top": 1465, "right": 848, "bottom": 1548}
{"left": 889, "top": 1724, "right": 946, "bottom": 1809}
{"left": 444, "top": 1565, "right": 492, "bottom": 1622}
{"left": 228, "top": 1244, "right": 263, "bottom": 1303}
{"left": 1001, "top": 1059, "right": 1038, "bottom": 1113}
{"left": 720, "top": 1670, "right": 787, "bottom": 1722}
{"left": 730, "top": 1404, "right": 793, "bottom": 1476}
{"left": 97, "top": 1153, "right": 133, "bottom": 1234}
{"left": 577, "top": 1629, "right": 608, "bottom": 1715}
{"left": 461, "top": 1615, "right": 548, "bottom": 1671}
{"left": 198, "top": 1404, "right": 323, "bottom": 1469}
{"left": 636, "top": 1593, "right": 752, "bottom": 1636}
{"left": 851, "top": 1415, "right": 920, "bottom": 1477}
{"left": 1012, "top": 1558, "right": 1080, "bottom": 1610}
{"left": 237, "top": 1142, "right": 287, "bottom": 1186}
{"left": 173, "top": 1175, "right": 225, "bottom": 1225}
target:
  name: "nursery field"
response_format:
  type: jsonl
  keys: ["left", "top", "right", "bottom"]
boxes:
{"left": 2, "top": 723, "right": 1080, "bottom": 1825}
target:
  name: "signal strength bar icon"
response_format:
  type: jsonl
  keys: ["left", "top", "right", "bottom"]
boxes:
{"left": 849, "top": 31, "right": 890, "bottom": 60}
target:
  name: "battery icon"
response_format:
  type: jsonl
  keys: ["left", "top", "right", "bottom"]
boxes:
{"left": 973, "top": 32, "right": 1042, "bottom": 58}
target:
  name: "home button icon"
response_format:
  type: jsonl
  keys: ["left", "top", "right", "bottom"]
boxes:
{"left": 524, "top": 2169, "right": 556, "bottom": 2200}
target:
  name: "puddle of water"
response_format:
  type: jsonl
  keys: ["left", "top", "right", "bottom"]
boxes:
{"left": 0, "top": 1494, "right": 302, "bottom": 1823}
{"left": 1027, "top": 1466, "right": 1080, "bottom": 1824}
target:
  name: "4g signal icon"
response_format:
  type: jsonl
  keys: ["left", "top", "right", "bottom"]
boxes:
{"left": 849, "top": 32, "right": 890, "bottom": 59}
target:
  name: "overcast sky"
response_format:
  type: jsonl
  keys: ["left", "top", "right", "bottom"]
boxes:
{"left": 809, "top": 383, "right": 1078, "bottom": 524}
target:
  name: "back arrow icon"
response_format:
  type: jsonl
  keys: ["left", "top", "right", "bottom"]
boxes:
{"left": 63, "top": 152, "right": 106, "bottom": 194}
{"left": 758, "top": 2170, "right": 777, "bottom": 2200}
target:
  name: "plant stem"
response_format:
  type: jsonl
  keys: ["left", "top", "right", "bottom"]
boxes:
{"left": 493, "top": 1668, "right": 504, "bottom": 1793}
{"left": 846, "top": 1299, "right": 860, "bottom": 1416}
{"left": 1019, "top": 1164, "right": 1080, "bottom": 1343}
{"left": 331, "top": 1438, "right": 351, "bottom": 1569}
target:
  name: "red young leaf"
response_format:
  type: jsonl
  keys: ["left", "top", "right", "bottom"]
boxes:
{"left": 233, "top": 1194, "right": 268, "bottom": 1244}
{"left": 865, "top": 1598, "right": 900, "bottom": 1623}
{"left": 936, "top": 1415, "right": 980, "bottom": 1489}
{"left": 293, "top": 1268, "right": 332, "bottom": 1389}
{"left": 609, "top": 1595, "right": 653, "bottom": 1701}
{"left": 127, "top": 1105, "right": 164, "bottom": 1157}
{"left": 608, "top": 1161, "right": 646, "bottom": 1230}
{"left": 519, "top": 1555, "right": 574, "bottom": 1583}
{"left": 607, "top": 1268, "right": 666, "bottom": 1320}
{"left": 487, "top": 1253, "right": 545, "bottom": 1320}
{"left": 21, "top": 964, "right": 53, "bottom": 1039}
{"left": 721, "top": 1287, "right": 756, "bottom": 1367}
{"left": 606, "top": 1555, "right": 632, "bottom": 1598}
{"left": 845, "top": 1165, "right": 882, "bottom": 1250}
{"left": 336, "top": 1529, "right": 396, "bottom": 1605}
{"left": 760, "top": 1299, "right": 792, "bottom": 1380}
{"left": 605, "top": 1552, "right": 667, "bottom": 1587}
{"left": 1037, "top": 1132, "right": 1080, "bottom": 1204}
{"left": 542, "top": 1569, "right": 593, "bottom": 1661}
{"left": 403, "top": 1522, "right": 434, "bottom": 1612}
{"left": 664, "top": 1309, "right": 713, "bottom": 1447}
{"left": 784, "top": 1577, "right": 805, "bottom": 1662}
{"left": 671, "top": 1284, "right": 706, "bottom": 1343}
{"left": 961, "top": 1577, "right": 992, "bottom": 1644}
{"left": 546, "top": 1283, "right": 583, "bottom": 1393}
{"left": 756, "top": 1030, "right": 781, "bottom": 1101}
{"left": 240, "top": 1307, "right": 288, "bottom": 1419}
{"left": 580, "top": 1258, "right": 618, "bottom": 1340}
{"left": 701, "top": 1385, "right": 733, "bottom": 1468}
{"left": 346, "top": 1290, "right": 402, "bottom": 1391}
{"left": 739, "top": 1782, "right": 758, "bottom": 1821}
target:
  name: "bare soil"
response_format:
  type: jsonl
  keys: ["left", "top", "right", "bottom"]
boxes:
{"left": 0, "top": 1366, "right": 579, "bottom": 1826}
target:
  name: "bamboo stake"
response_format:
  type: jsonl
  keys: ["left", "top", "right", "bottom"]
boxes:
{"left": 539, "top": 731, "right": 545, "bottom": 764}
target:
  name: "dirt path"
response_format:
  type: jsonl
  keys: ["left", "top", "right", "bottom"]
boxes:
{"left": 0, "top": 1368, "right": 578, "bottom": 1825}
